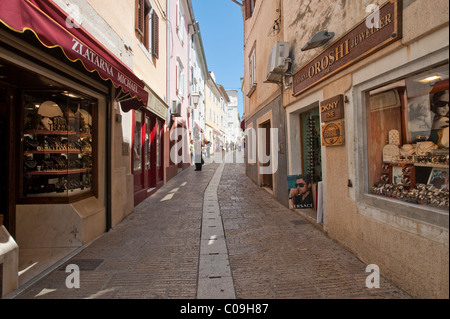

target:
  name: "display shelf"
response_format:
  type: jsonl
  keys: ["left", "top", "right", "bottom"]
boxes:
{"left": 24, "top": 130, "right": 78, "bottom": 136}
{"left": 24, "top": 150, "right": 90, "bottom": 155}
{"left": 385, "top": 161, "right": 449, "bottom": 169}
{"left": 25, "top": 168, "right": 92, "bottom": 175}
{"left": 414, "top": 163, "right": 449, "bottom": 168}
{"left": 21, "top": 90, "right": 96, "bottom": 201}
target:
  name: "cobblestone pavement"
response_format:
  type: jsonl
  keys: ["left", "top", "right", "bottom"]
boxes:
{"left": 12, "top": 156, "right": 410, "bottom": 299}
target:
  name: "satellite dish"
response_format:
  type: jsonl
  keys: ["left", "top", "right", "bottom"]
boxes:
{"left": 301, "top": 31, "right": 335, "bottom": 51}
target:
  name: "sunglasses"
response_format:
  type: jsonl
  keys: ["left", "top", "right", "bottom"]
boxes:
{"left": 296, "top": 183, "right": 306, "bottom": 187}
{"left": 435, "top": 101, "right": 449, "bottom": 108}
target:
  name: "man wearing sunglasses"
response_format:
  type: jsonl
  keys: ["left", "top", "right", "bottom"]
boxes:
{"left": 289, "top": 174, "right": 314, "bottom": 209}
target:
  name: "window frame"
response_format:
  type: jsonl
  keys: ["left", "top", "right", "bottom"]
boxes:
{"left": 135, "top": 0, "right": 159, "bottom": 58}
{"left": 177, "top": 0, "right": 185, "bottom": 44}
{"left": 353, "top": 62, "right": 449, "bottom": 229}
{"left": 19, "top": 89, "right": 98, "bottom": 204}
{"left": 244, "top": 0, "right": 256, "bottom": 20}
{"left": 176, "top": 58, "right": 185, "bottom": 100}
{"left": 247, "top": 45, "right": 257, "bottom": 97}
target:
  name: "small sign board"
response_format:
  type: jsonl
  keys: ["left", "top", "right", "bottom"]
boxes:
{"left": 322, "top": 120, "right": 345, "bottom": 146}
{"left": 320, "top": 95, "right": 344, "bottom": 123}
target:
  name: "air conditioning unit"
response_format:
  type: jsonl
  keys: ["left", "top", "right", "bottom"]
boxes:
{"left": 266, "top": 41, "right": 290, "bottom": 83}
{"left": 171, "top": 100, "right": 181, "bottom": 117}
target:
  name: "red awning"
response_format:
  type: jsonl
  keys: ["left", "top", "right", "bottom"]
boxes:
{"left": 0, "top": 0, "right": 148, "bottom": 105}
{"left": 240, "top": 119, "right": 246, "bottom": 131}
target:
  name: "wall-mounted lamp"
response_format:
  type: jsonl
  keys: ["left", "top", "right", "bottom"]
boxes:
{"left": 191, "top": 92, "right": 200, "bottom": 109}
{"left": 301, "top": 31, "right": 335, "bottom": 51}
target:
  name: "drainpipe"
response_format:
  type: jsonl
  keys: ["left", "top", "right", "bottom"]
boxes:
{"left": 166, "top": 0, "right": 171, "bottom": 179}
{"left": 167, "top": 0, "right": 171, "bottom": 114}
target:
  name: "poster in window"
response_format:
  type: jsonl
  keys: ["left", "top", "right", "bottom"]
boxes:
{"left": 406, "top": 95, "right": 432, "bottom": 143}
{"left": 390, "top": 165, "right": 404, "bottom": 185}
{"left": 428, "top": 168, "right": 449, "bottom": 190}
{"left": 429, "top": 81, "right": 449, "bottom": 147}
{"left": 288, "top": 174, "right": 314, "bottom": 209}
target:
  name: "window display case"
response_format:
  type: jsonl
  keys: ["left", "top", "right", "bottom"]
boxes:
{"left": 367, "top": 65, "right": 449, "bottom": 210}
{"left": 21, "top": 90, "right": 97, "bottom": 203}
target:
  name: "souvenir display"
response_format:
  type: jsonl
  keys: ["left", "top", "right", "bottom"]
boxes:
{"left": 371, "top": 134, "right": 449, "bottom": 210}
{"left": 416, "top": 141, "right": 438, "bottom": 156}
{"left": 388, "top": 129, "right": 401, "bottom": 146}
{"left": 399, "top": 144, "right": 416, "bottom": 156}
{"left": 383, "top": 144, "right": 400, "bottom": 163}
{"left": 22, "top": 91, "right": 95, "bottom": 198}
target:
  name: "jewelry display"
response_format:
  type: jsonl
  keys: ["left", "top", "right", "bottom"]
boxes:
{"left": 399, "top": 144, "right": 416, "bottom": 156}
{"left": 371, "top": 136, "right": 449, "bottom": 210}
{"left": 416, "top": 141, "right": 438, "bottom": 156}
{"left": 22, "top": 91, "right": 95, "bottom": 198}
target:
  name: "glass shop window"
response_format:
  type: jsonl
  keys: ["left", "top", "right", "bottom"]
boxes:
{"left": 134, "top": 110, "right": 143, "bottom": 172}
{"left": 22, "top": 90, "right": 96, "bottom": 202}
{"left": 367, "top": 64, "right": 449, "bottom": 211}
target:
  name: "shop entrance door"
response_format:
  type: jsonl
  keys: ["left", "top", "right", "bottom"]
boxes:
{"left": 259, "top": 120, "right": 273, "bottom": 190}
{"left": 135, "top": 112, "right": 164, "bottom": 203}
{"left": 133, "top": 110, "right": 146, "bottom": 205}
{"left": 299, "top": 108, "right": 322, "bottom": 216}
{"left": 0, "top": 85, "right": 15, "bottom": 236}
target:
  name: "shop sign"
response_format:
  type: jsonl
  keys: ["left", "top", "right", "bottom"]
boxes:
{"left": 0, "top": 0, "right": 148, "bottom": 104}
{"left": 293, "top": 0, "right": 402, "bottom": 96}
{"left": 322, "top": 121, "right": 345, "bottom": 147}
{"left": 146, "top": 89, "right": 168, "bottom": 120}
{"left": 320, "top": 95, "right": 345, "bottom": 123}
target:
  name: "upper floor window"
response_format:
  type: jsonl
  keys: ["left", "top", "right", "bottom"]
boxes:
{"left": 176, "top": 59, "right": 185, "bottom": 99}
{"left": 135, "top": 0, "right": 159, "bottom": 58}
{"left": 247, "top": 45, "right": 256, "bottom": 97}
{"left": 244, "top": 0, "right": 256, "bottom": 20}
{"left": 177, "top": 0, "right": 185, "bottom": 44}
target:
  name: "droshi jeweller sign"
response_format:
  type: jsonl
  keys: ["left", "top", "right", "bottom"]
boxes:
{"left": 293, "top": 0, "right": 402, "bottom": 96}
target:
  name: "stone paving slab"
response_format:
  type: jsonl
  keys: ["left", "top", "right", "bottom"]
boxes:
{"left": 219, "top": 162, "right": 411, "bottom": 300}
{"left": 11, "top": 159, "right": 410, "bottom": 300}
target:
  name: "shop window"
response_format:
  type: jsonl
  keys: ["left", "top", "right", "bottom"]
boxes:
{"left": 21, "top": 90, "right": 96, "bottom": 203}
{"left": 367, "top": 65, "right": 449, "bottom": 211}
{"left": 156, "top": 120, "right": 161, "bottom": 167}
{"left": 134, "top": 110, "right": 143, "bottom": 172}
{"left": 145, "top": 116, "right": 151, "bottom": 170}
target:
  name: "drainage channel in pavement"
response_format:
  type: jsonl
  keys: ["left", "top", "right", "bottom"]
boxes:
{"left": 197, "top": 162, "right": 236, "bottom": 299}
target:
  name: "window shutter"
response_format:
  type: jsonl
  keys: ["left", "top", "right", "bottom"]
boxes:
{"left": 244, "top": 0, "right": 252, "bottom": 20}
{"left": 152, "top": 11, "right": 159, "bottom": 59}
{"left": 136, "top": 0, "right": 145, "bottom": 36}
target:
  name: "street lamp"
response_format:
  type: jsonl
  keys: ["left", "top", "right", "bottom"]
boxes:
{"left": 191, "top": 92, "right": 200, "bottom": 109}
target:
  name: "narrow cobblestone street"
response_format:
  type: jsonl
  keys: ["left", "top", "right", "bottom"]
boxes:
{"left": 12, "top": 153, "right": 410, "bottom": 300}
